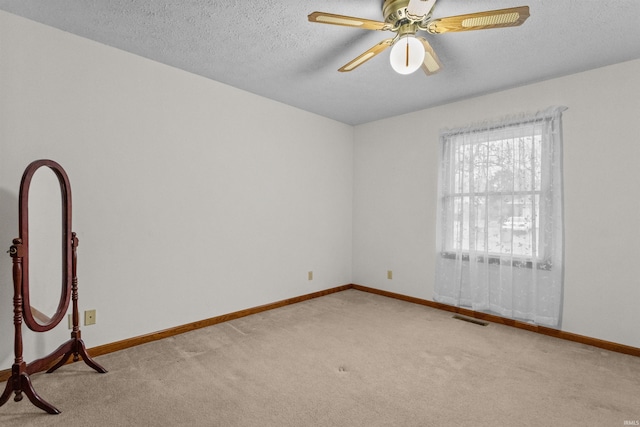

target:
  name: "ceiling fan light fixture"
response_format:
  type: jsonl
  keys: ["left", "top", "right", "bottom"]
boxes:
{"left": 389, "top": 35, "right": 424, "bottom": 75}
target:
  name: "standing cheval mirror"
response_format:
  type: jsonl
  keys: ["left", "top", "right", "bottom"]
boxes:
{"left": 0, "top": 159, "right": 107, "bottom": 415}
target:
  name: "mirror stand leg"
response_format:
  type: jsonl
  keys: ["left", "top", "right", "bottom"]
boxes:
{"left": 16, "top": 372, "right": 61, "bottom": 414}
{"left": 0, "top": 364, "right": 60, "bottom": 415}
{"left": 45, "top": 348, "right": 73, "bottom": 374}
{"left": 74, "top": 337, "right": 107, "bottom": 373}
{"left": 45, "top": 335, "right": 108, "bottom": 375}
{"left": 0, "top": 376, "right": 13, "bottom": 406}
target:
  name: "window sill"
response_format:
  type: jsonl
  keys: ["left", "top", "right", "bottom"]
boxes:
{"left": 440, "top": 251, "right": 551, "bottom": 270}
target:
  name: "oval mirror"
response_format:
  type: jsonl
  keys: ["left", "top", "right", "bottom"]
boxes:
{"left": 19, "top": 160, "right": 72, "bottom": 332}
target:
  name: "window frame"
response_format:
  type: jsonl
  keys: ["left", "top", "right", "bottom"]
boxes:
{"left": 438, "top": 123, "right": 551, "bottom": 270}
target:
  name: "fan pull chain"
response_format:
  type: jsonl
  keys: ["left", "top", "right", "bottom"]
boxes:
{"left": 405, "top": 38, "right": 409, "bottom": 67}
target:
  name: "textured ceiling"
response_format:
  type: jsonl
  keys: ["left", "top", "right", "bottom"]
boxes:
{"left": 2, "top": 0, "right": 640, "bottom": 125}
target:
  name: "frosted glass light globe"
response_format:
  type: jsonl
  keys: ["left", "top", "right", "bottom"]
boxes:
{"left": 389, "top": 36, "right": 425, "bottom": 75}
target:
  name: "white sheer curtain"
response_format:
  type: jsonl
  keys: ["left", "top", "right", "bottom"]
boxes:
{"left": 434, "top": 106, "right": 566, "bottom": 327}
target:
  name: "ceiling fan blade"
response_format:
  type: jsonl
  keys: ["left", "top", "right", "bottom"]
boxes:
{"left": 338, "top": 39, "right": 393, "bottom": 72}
{"left": 417, "top": 37, "right": 443, "bottom": 75}
{"left": 407, "top": 0, "right": 437, "bottom": 19}
{"left": 308, "top": 12, "right": 391, "bottom": 31}
{"left": 426, "top": 6, "right": 530, "bottom": 34}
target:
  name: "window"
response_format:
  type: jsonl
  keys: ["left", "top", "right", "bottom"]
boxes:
{"left": 442, "top": 126, "right": 544, "bottom": 263}
{"left": 434, "top": 107, "right": 566, "bottom": 327}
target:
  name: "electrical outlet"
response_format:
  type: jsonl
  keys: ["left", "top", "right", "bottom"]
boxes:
{"left": 387, "top": 270, "right": 393, "bottom": 280}
{"left": 68, "top": 314, "right": 73, "bottom": 329}
{"left": 308, "top": 271, "right": 313, "bottom": 281}
{"left": 84, "top": 309, "right": 96, "bottom": 326}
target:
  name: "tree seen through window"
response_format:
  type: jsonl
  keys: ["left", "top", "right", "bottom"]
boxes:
{"left": 445, "top": 131, "right": 542, "bottom": 258}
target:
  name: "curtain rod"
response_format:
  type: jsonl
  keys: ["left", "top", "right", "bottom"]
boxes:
{"left": 440, "top": 106, "right": 567, "bottom": 138}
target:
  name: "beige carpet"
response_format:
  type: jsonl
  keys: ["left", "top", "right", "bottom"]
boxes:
{"left": 1, "top": 289, "right": 639, "bottom": 426}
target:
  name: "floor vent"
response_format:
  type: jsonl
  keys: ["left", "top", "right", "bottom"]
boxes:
{"left": 452, "top": 314, "right": 489, "bottom": 326}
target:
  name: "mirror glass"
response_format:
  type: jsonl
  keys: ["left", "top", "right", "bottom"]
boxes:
{"left": 28, "top": 166, "right": 64, "bottom": 324}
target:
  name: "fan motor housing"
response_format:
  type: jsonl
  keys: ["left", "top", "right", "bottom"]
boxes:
{"left": 382, "top": 0, "right": 412, "bottom": 24}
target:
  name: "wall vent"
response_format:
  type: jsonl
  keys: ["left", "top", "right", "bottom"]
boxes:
{"left": 452, "top": 314, "right": 489, "bottom": 326}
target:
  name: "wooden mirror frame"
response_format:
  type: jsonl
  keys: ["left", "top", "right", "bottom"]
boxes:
{"left": 19, "top": 159, "right": 73, "bottom": 332}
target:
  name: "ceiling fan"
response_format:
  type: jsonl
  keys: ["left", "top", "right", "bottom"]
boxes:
{"left": 308, "top": 0, "right": 530, "bottom": 75}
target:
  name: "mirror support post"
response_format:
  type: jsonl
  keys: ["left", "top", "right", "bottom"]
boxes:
{"left": 0, "top": 160, "right": 107, "bottom": 415}
{"left": 0, "top": 239, "right": 61, "bottom": 414}
{"left": 45, "top": 233, "right": 108, "bottom": 374}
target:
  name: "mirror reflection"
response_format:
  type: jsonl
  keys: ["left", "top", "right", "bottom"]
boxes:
{"left": 28, "top": 166, "right": 63, "bottom": 324}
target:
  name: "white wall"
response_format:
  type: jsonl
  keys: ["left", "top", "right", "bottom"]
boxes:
{"left": 353, "top": 58, "right": 640, "bottom": 348}
{"left": 0, "top": 12, "right": 353, "bottom": 369}
{"left": 2, "top": 11, "right": 639, "bottom": 373}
